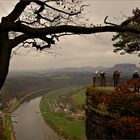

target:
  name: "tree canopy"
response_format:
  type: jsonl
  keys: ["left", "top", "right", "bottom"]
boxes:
{"left": 0, "top": 0, "right": 140, "bottom": 50}
{"left": 112, "top": 8, "right": 140, "bottom": 56}
{"left": 0, "top": 0, "right": 140, "bottom": 90}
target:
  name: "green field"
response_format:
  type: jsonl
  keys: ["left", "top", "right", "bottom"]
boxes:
{"left": 3, "top": 113, "right": 15, "bottom": 140}
{"left": 71, "top": 88, "right": 86, "bottom": 107}
{"left": 40, "top": 86, "right": 86, "bottom": 140}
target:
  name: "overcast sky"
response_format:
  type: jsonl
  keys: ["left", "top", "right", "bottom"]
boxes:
{"left": 0, "top": 0, "right": 140, "bottom": 71}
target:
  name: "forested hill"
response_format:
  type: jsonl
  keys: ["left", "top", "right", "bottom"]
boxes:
{"left": 0, "top": 63, "right": 139, "bottom": 105}
{"left": 46, "top": 63, "right": 139, "bottom": 77}
{"left": 0, "top": 72, "right": 92, "bottom": 105}
{"left": 106, "top": 63, "right": 140, "bottom": 77}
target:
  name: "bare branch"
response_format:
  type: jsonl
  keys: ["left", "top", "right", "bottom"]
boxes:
{"left": 31, "top": 39, "right": 53, "bottom": 51}
{"left": 10, "top": 31, "right": 55, "bottom": 49}
{"left": 37, "top": 14, "right": 60, "bottom": 22}
{"left": 17, "top": 24, "right": 140, "bottom": 35}
{"left": 10, "top": 34, "right": 30, "bottom": 48}
{"left": 44, "top": 3, "right": 87, "bottom": 16}
{"left": 11, "top": 46, "right": 21, "bottom": 57}
{"left": 104, "top": 16, "right": 118, "bottom": 26}
{"left": 44, "top": 0, "right": 62, "bottom": 2}
{"left": 121, "top": 11, "right": 140, "bottom": 26}
{"left": 3, "top": 0, "right": 31, "bottom": 23}
{"left": 56, "top": 33, "right": 77, "bottom": 38}
{"left": 20, "top": 20, "right": 38, "bottom": 25}
{"left": 0, "top": 22, "right": 140, "bottom": 35}
{"left": 34, "top": 1, "right": 45, "bottom": 14}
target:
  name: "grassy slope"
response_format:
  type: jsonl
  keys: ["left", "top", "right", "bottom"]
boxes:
{"left": 40, "top": 87, "right": 86, "bottom": 140}
{"left": 3, "top": 113, "right": 15, "bottom": 140}
{"left": 71, "top": 88, "right": 86, "bottom": 107}
{"left": 3, "top": 97, "right": 27, "bottom": 140}
{"left": 3, "top": 100, "right": 19, "bottom": 140}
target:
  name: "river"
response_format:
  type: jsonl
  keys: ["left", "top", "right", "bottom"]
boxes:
{"left": 12, "top": 96, "right": 64, "bottom": 140}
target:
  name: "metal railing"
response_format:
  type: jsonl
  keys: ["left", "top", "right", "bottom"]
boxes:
{"left": 92, "top": 76, "right": 132, "bottom": 87}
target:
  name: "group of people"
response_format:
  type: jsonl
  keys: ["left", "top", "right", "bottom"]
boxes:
{"left": 93, "top": 69, "right": 140, "bottom": 92}
{"left": 93, "top": 70, "right": 106, "bottom": 87}
{"left": 93, "top": 70, "right": 121, "bottom": 87}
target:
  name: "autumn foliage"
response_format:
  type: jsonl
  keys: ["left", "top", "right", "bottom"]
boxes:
{"left": 111, "top": 116, "right": 140, "bottom": 138}
{"left": 95, "top": 78, "right": 140, "bottom": 105}
{"left": 0, "top": 120, "right": 4, "bottom": 139}
{"left": 86, "top": 78, "right": 140, "bottom": 138}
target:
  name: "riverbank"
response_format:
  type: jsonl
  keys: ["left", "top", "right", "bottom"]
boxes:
{"left": 40, "top": 86, "right": 87, "bottom": 140}
{"left": 3, "top": 98, "right": 20, "bottom": 140}
{"left": 13, "top": 97, "right": 65, "bottom": 140}
{"left": 3, "top": 113, "right": 16, "bottom": 140}
{"left": 3, "top": 87, "right": 51, "bottom": 140}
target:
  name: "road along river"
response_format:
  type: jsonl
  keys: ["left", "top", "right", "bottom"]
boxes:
{"left": 12, "top": 96, "right": 64, "bottom": 140}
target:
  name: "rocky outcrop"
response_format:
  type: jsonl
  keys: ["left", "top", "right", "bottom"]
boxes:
{"left": 85, "top": 85, "right": 140, "bottom": 139}
{"left": 85, "top": 87, "right": 114, "bottom": 139}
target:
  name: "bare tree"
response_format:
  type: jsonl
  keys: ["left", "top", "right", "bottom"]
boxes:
{"left": 0, "top": 0, "right": 140, "bottom": 90}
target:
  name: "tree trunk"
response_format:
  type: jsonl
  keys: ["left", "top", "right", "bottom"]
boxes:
{"left": 0, "top": 32, "right": 12, "bottom": 90}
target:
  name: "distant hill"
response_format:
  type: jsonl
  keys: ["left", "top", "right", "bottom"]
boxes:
{"left": 2, "top": 63, "right": 139, "bottom": 104}
{"left": 46, "top": 63, "right": 139, "bottom": 77}
{"left": 9, "top": 63, "right": 139, "bottom": 77}
{"left": 47, "top": 66, "right": 108, "bottom": 73}
{"left": 105, "top": 63, "right": 140, "bottom": 77}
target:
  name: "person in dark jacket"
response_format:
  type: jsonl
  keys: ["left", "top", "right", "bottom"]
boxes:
{"left": 132, "top": 70, "right": 139, "bottom": 92}
{"left": 113, "top": 69, "right": 121, "bottom": 87}
{"left": 100, "top": 71, "right": 106, "bottom": 87}
{"left": 93, "top": 71, "right": 98, "bottom": 86}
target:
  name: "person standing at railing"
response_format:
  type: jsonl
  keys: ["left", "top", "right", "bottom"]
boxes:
{"left": 113, "top": 69, "right": 121, "bottom": 87}
{"left": 100, "top": 71, "right": 106, "bottom": 87}
{"left": 132, "top": 70, "right": 139, "bottom": 93}
{"left": 93, "top": 71, "right": 98, "bottom": 86}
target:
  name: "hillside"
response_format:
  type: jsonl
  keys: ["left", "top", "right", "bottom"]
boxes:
{"left": 47, "top": 63, "right": 139, "bottom": 77}
{"left": 0, "top": 72, "right": 91, "bottom": 105}
{"left": 46, "top": 66, "right": 108, "bottom": 73}
{"left": 106, "top": 63, "right": 140, "bottom": 77}
{"left": 40, "top": 86, "right": 86, "bottom": 140}
{"left": 0, "top": 63, "right": 139, "bottom": 105}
